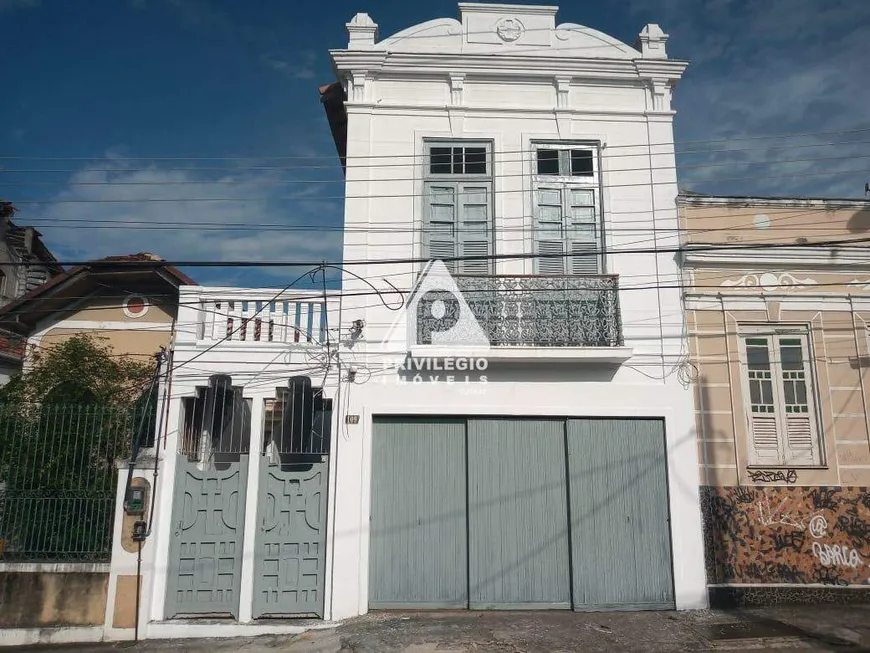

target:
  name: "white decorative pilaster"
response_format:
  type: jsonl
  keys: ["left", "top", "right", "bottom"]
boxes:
{"left": 555, "top": 75, "right": 571, "bottom": 109}
{"left": 647, "top": 78, "right": 670, "bottom": 112}
{"left": 146, "top": 394, "right": 186, "bottom": 623}
{"left": 554, "top": 76, "right": 571, "bottom": 138}
{"left": 448, "top": 73, "right": 465, "bottom": 106}
{"left": 237, "top": 394, "right": 264, "bottom": 622}
{"left": 448, "top": 73, "right": 466, "bottom": 137}
{"left": 448, "top": 110, "right": 466, "bottom": 138}
{"left": 349, "top": 71, "right": 369, "bottom": 103}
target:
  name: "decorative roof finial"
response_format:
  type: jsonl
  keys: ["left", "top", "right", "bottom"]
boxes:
{"left": 346, "top": 13, "right": 378, "bottom": 49}
{"left": 636, "top": 23, "right": 669, "bottom": 59}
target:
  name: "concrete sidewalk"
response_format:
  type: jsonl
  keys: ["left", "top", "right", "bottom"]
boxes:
{"left": 13, "top": 606, "right": 870, "bottom": 652}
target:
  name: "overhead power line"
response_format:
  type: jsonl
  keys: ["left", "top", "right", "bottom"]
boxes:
{"left": 11, "top": 208, "right": 849, "bottom": 233}
{"left": 0, "top": 236, "right": 867, "bottom": 269}
{"left": 2, "top": 126, "right": 869, "bottom": 162}
{"left": 5, "top": 150, "right": 870, "bottom": 187}
{"left": 9, "top": 207, "right": 835, "bottom": 270}
{"left": 7, "top": 166, "right": 870, "bottom": 204}
{"left": 17, "top": 204, "right": 832, "bottom": 226}
{"left": 4, "top": 138, "right": 870, "bottom": 176}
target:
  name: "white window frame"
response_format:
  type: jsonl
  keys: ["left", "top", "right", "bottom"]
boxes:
{"left": 738, "top": 325, "right": 824, "bottom": 467}
{"left": 422, "top": 139, "right": 494, "bottom": 275}
{"left": 531, "top": 141, "right": 603, "bottom": 276}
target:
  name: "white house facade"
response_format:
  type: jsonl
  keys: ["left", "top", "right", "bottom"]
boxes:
{"left": 114, "top": 2, "right": 706, "bottom": 642}
{"left": 325, "top": 2, "right": 706, "bottom": 618}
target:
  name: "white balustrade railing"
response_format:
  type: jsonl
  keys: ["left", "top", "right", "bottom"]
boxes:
{"left": 184, "top": 288, "right": 339, "bottom": 346}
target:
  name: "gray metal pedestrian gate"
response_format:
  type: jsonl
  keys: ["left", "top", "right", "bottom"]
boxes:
{"left": 252, "top": 457, "right": 328, "bottom": 617}
{"left": 252, "top": 378, "right": 331, "bottom": 618}
{"left": 369, "top": 416, "right": 674, "bottom": 612}
{"left": 165, "top": 376, "right": 252, "bottom": 618}
{"left": 165, "top": 375, "right": 331, "bottom": 620}
{"left": 165, "top": 455, "right": 248, "bottom": 618}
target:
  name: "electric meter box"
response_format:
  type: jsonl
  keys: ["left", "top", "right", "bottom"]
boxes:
{"left": 124, "top": 486, "right": 147, "bottom": 516}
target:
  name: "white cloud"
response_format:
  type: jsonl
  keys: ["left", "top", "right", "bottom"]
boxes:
{"left": 626, "top": 0, "right": 870, "bottom": 197}
{"left": 21, "top": 156, "right": 344, "bottom": 285}
{"left": 260, "top": 51, "right": 317, "bottom": 79}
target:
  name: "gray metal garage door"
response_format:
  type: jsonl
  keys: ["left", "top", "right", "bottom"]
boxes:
{"left": 369, "top": 417, "right": 467, "bottom": 608}
{"left": 468, "top": 418, "right": 571, "bottom": 609}
{"left": 369, "top": 416, "right": 674, "bottom": 611}
{"left": 567, "top": 419, "right": 674, "bottom": 610}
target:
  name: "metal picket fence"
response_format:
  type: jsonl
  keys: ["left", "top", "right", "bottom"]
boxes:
{"left": 0, "top": 404, "right": 152, "bottom": 561}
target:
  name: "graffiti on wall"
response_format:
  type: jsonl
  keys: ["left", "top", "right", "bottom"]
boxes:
{"left": 747, "top": 469, "right": 798, "bottom": 484}
{"left": 701, "top": 486, "right": 870, "bottom": 586}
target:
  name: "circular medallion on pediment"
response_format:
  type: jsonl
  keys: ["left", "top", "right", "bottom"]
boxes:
{"left": 495, "top": 17, "right": 524, "bottom": 42}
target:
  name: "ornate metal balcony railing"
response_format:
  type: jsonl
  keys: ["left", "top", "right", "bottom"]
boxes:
{"left": 419, "top": 275, "right": 623, "bottom": 348}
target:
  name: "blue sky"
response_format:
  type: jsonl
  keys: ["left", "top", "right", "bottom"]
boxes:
{"left": 1, "top": 0, "right": 868, "bottom": 286}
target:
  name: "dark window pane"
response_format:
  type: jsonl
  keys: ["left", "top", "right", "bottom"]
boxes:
{"left": 780, "top": 339, "right": 804, "bottom": 371}
{"left": 430, "top": 147, "right": 452, "bottom": 174}
{"left": 783, "top": 380, "right": 795, "bottom": 405}
{"left": 452, "top": 148, "right": 463, "bottom": 174}
{"left": 749, "top": 379, "right": 761, "bottom": 405}
{"left": 795, "top": 381, "right": 807, "bottom": 405}
{"left": 761, "top": 380, "right": 774, "bottom": 405}
{"left": 465, "top": 147, "right": 487, "bottom": 174}
{"left": 537, "top": 149, "right": 560, "bottom": 175}
{"left": 571, "top": 150, "right": 594, "bottom": 176}
{"left": 746, "top": 340, "right": 770, "bottom": 370}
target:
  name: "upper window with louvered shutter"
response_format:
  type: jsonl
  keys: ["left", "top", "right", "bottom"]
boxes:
{"left": 532, "top": 143, "right": 601, "bottom": 276}
{"left": 740, "top": 330, "right": 821, "bottom": 468}
{"left": 423, "top": 141, "right": 493, "bottom": 275}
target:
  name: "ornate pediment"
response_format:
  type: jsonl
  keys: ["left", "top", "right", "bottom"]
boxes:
{"left": 350, "top": 4, "right": 658, "bottom": 61}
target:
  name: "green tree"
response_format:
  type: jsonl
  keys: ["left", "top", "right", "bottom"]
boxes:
{"left": 0, "top": 333, "right": 154, "bottom": 405}
{"left": 0, "top": 335, "right": 157, "bottom": 560}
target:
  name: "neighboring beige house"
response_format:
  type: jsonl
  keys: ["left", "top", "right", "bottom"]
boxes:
{"left": 0, "top": 252, "right": 195, "bottom": 369}
{"left": 679, "top": 192, "right": 870, "bottom": 606}
{"left": 0, "top": 255, "right": 195, "bottom": 637}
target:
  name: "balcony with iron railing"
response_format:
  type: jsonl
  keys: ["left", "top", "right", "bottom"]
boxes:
{"left": 414, "top": 274, "right": 631, "bottom": 363}
{"left": 179, "top": 276, "right": 630, "bottom": 364}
